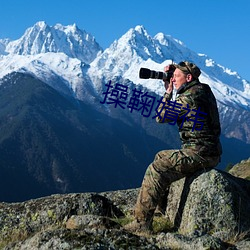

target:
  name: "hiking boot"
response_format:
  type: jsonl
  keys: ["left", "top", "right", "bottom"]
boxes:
{"left": 124, "top": 219, "right": 152, "bottom": 234}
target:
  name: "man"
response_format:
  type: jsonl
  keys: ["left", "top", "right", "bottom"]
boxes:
{"left": 124, "top": 61, "right": 222, "bottom": 233}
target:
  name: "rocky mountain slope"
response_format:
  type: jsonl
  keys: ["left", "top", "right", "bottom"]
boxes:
{"left": 1, "top": 168, "right": 250, "bottom": 249}
{"left": 0, "top": 72, "right": 175, "bottom": 202}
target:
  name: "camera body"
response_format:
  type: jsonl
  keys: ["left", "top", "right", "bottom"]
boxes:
{"left": 139, "top": 65, "right": 176, "bottom": 82}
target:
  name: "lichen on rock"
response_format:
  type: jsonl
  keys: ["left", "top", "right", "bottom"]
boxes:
{"left": 1, "top": 168, "right": 250, "bottom": 249}
{"left": 165, "top": 169, "right": 250, "bottom": 241}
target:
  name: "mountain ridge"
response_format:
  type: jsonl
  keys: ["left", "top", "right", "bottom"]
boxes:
{"left": 0, "top": 22, "right": 249, "bottom": 201}
{"left": 3, "top": 21, "right": 102, "bottom": 64}
{"left": 0, "top": 72, "right": 174, "bottom": 202}
{"left": 88, "top": 25, "right": 250, "bottom": 110}
{"left": 1, "top": 21, "right": 250, "bottom": 149}
{"left": 1, "top": 22, "right": 249, "bottom": 109}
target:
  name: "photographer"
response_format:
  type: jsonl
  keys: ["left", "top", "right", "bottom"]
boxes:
{"left": 125, "top": 61, "right": 222, "bottom": 233}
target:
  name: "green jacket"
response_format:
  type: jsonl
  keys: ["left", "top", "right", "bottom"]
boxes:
{"left": 156, "top": 80, "right": 222, "bottom": 157}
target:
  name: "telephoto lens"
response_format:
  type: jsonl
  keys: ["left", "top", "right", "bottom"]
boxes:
{"left": 139, "top": 68, "right": 167, "bottom": 80}
{"left": 139, "top": 65, "right": 176, "bottom": 82}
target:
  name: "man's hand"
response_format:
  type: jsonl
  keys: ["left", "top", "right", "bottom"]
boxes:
{"left": 163, "top": 65, "right": 174, "bottom": 94}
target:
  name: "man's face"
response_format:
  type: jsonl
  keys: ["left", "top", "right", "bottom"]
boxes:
{"left": 172, "top": 68, "right": 188, "bottom": 90}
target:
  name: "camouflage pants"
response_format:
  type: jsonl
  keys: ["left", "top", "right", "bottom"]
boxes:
{"left": 134, "top": 149, "right": 220, "bottom": 222}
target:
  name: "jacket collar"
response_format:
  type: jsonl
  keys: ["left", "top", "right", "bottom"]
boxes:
{"left": 177, "top": 79, "right": 200, "bottom": 95}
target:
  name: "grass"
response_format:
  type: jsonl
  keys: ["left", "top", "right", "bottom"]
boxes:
{"left": 225, "top": 230, "right": 250, "bottom": 245}
{"left": 113, "top": 214, "right": 174, "bottom": 235}
{"left": 152, "top": 216, "right": 174, "bottom": 234}
{"left": 112, "top": 216, "right": 134, "bottom": 227}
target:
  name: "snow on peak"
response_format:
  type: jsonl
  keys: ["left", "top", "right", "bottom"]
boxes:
{"left": 88, "top": 26, "right": 250, "bottom": 110}
{"left": 154, "top": 33, "right": 168, "bottom": 46}
{"left": 134, "top": 25, "right": 148, "bottom": 35}
{"left": 0, "top": 22, "right": 249, "bottom": 111}
{"left": 89, "top": 25, "right": 168, "bottom": 79}
{"left": 154, "top": 33, "right": 185, "bottom": 47}
{"left": 0, "top": 39, "right": 9, "bottom": 55}
{"left": 89, "top": 26, "right": 196, "bottom": 85}
{"left": 118, "top": 25, "right": 153, "bottom": 50}
{"left": 5, "top": 21, "right": 102, "bottom": 64}
{"left": 54, "top": 23, "right": 80, "bottom": 36}
{"left": 34, "top": 21, "right": 48, "bottom": 29}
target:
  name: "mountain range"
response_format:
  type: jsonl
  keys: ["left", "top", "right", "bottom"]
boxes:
{"left": 0, "top": 21, "right": 249, "bottom": 201}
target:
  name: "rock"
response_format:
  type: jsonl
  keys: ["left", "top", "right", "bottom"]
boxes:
{"left": 101, "top": 188, "right": 140, "bottom": 215}
{"left": 235, "top": 240, "right": 250, "bottom": 250}
{"left": 229, "top": 157, "right": 250, "bottom": 180}
{"left": 4, "top": 228, "right": 161, "bottom": 250}
{"left": 1, "top": 168, "right": 250, "bottom": 249}
{"left": 0, "top": 193, "right": 124, "bottom": 248}
{"left": 165, "top": 169, "right": 250, "bottom": 241}
{"left": 65, "top": 214, "right": 120, "bottom": 230}
{"left": 156, "top": 232, "right": 228, "bottom": 250}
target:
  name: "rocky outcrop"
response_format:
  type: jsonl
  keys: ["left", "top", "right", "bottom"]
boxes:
{"left": 229, "top": 158, "right": 250, "bottom": 180}
{"left": 0, "top": 192, "right": 157, "bottom": 250}
{"left": 1, "top": 169, "right": 250, "bottom": 249}
{"left": 165, "top": 169, "right": 250, "bottom": 240}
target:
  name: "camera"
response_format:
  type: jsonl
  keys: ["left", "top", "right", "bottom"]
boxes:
{"left": 139, "top": 64, "right": 176, "bottom": 82}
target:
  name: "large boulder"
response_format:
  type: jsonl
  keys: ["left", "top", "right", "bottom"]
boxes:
{"left": 165, "top": 169, "right": 250, "bottom": 241}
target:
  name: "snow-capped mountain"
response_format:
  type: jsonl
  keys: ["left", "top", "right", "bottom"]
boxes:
{"left": 0, "top": 52, "right": 98, "bottom": 102}
{"left": 0, "top": 22, "right": 250, "bottom": 200}
{"left": 0, "top": 22, "right": 250, "bottom": 142}
{"left": 1, "top": 22, "right": 249, "bottom": 110}
{"left": 3, "top": 21, "right": 102, "bottom": 64}
{"left": 89, "top": 25, "right": 250, "bottom": 110}
{"left": 0, "top": 22, "right": 102, "bottom": 101}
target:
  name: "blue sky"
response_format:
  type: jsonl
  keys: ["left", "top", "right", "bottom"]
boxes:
{"left": 1, "top": 0, "right": 250, "bottom": 81}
